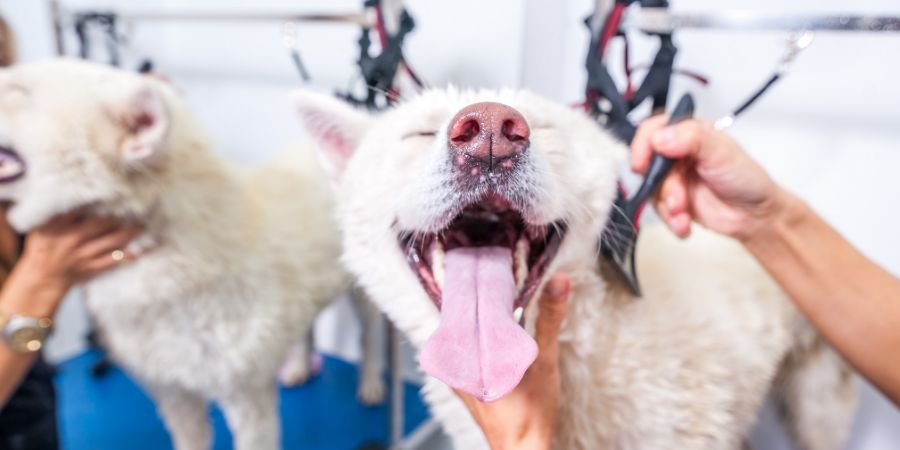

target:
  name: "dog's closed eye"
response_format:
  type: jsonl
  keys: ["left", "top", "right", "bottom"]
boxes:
{"left": 402, "top": 131, "right": 438, "bottom": 139}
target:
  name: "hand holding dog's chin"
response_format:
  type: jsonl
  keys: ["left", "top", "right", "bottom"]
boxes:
{"left": 455, "top": 274, "right": 571, "bottom": 450}
{"left": 1, "top": 212, "right": 143, "bottom": 318}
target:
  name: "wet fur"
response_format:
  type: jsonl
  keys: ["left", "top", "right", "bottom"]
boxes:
{"left": 0, "top": 59, "right": 383, "bottom": 450}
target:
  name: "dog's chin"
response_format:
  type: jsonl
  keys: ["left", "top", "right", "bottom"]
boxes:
{"left": 397, "top": 191, "right": 566, "bottom": 314}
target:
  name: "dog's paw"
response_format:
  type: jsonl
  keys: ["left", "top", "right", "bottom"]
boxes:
{"left": 358, "top": 375, "right": 387, "bottom": 406}
{"left": 278, "top": 352, "right": 323, "bottom": 387}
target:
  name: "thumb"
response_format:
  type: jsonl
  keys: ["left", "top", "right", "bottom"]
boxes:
{"left": 649, "top": 119, "right": 712, "bottom": 160}
{"left": 534, "top": 273, "right": 571, "bottom": 352}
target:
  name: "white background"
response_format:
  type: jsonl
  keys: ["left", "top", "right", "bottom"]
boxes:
{"left": 1, "top": 0, "right": 899, "bottom": 449}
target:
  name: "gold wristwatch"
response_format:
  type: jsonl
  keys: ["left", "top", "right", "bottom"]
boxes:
{"left": 0, "top": 310, "right": 53, "bottom": 353}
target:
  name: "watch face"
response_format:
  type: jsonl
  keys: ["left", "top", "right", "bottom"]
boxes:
{"left": 10, "top": 326, "right": 46, "bottom": 352}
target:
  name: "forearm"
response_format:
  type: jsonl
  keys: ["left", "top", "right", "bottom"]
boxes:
{"left": 0, "top": 263, "right": 68, "bottom": 408}
{"left": 744, "top": 190, "right": 900, "bottom": 405}
{"left": 0, "top": 344, "right": 37, "bottom": 407}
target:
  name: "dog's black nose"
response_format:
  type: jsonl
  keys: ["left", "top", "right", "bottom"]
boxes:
{"left": 447, "top": 102, "right": 529, "bottom": 176}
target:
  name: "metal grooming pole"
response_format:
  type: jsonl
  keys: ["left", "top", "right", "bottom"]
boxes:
{"left": 376, "top": 0, "right": 440, "bottom": 445}
{"left": 47, "top": 1, "right": 439, "bottom": 448}
{"left": 626, "top": 9, "right": 900, "bottom": 34}
{"left": 71, "top": 11, "right": 372, "bottom": 25}
{"left": 47, "top": 0, "right": 373, "bottom": 56}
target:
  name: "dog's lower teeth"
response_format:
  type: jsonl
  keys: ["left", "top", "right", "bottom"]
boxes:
{"left": 514, "top": 236, "right": 529, "bottom": 292}
{"left": 526, "top": 225, "right": 545, "bottom": 241}
{"left": 432, "top": 240, "right": 446, "bottom": 290}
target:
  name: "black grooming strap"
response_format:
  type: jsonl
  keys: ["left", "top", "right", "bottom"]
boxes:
{"left": 74, "top": 12, "right": 121, "bottom": 67}
{"left": 628, "top": 34, "right": 676, "bottom": 113}
{"left": 584, "top": 18, "right": 634, "bottom": 142}
{"left": 74, "top": 12, "right": 157, "bottom": 73}
{"left": 585, "top": 0, "right": 678, "bottom": 216}
{"left": 340, "top": 0, "right": 417, "bottom": 111}
{"left": 733, "top": 73, "right": 781, "bottom": 117}
{"left": 290, "top": 49, "right": 312, "bottom": 82}
{"left": 584, "top": 0, "right": 677, "bottom": 143}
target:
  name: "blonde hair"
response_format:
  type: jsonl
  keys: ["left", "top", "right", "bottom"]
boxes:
{"left": 0, "top": 14, "right": 16, "bottom": 67}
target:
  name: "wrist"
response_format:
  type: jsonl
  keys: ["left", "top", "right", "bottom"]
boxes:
{"left": 489, "top": 435, "right": 552, "bottom": 450}
{"left": 740, "top": 188, "right": 805, "bottom": 255}
{"left": 0, "top": 260, "right": 70, "bottom": 318}
{"left": 486, "top": 426, "right": 554, "bottom": 450}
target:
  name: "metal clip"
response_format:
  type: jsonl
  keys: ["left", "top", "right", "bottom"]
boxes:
{"left": 777, "top": 30, "right": 814, "bottom": 75}
{"left": 281, "top": 21, "right": 311, "bottom": 81}
{"left": 714, "top": 30, "right": 814, "bottom": 130}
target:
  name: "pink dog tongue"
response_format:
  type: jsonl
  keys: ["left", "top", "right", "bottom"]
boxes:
{"left": 420, "top": 246, "right": 538, "bottom": 402}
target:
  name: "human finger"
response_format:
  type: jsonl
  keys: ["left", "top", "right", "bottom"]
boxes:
{"left": 39, "top": 207, "right": 89, "bottom": 230}
{"left": 77, "top": 224, "right": 144, "bottom": 260}
{"left": 667, "top": 212, "right": 692, "bottom": 238}
{"left": 631, "top": 114, "right": 670, "bottom": 174}
{"left": 649, "top": 119, "right": 712, "bottom": 160}
{"left": 534, "top": 273, "right": 571, "bottom": 355}
{"left": 71, "top": 216, "right": 125, "bottom": 244}
{"left": 657, "top": 163, "right": 689, "bottom": 216}
{"left": 652, "top": 191, "right": 691, "bottom": 238}
{"left": 78, "top": 249, "right": 138, "bottom": 280}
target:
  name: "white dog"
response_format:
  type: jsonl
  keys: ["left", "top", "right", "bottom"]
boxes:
{"left": 293, "top": 88, "right": 859, "bottom": 449}
{"left": 0, "top": 59, "right": 384, "bottom": 450}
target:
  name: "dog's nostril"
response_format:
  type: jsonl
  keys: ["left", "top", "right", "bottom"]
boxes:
{"left": 448, "top": 102, "right": 530, "bottom": 173}
{"left": 501, "top": 119, "right": 528, "bottom": 142}
{"left": 450, "top": 119, "right": 480, "bottom": 143}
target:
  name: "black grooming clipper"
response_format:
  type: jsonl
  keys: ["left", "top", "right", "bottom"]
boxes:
{"left": 599, "top": 93, "right": 695, "bottom": 296}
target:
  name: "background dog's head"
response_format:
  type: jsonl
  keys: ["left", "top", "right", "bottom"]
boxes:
{"left": 0, "top": 59, "right": 195, "bottom": 231}
{"left": 296, "top": 88, "right": 627, "bottom": 401}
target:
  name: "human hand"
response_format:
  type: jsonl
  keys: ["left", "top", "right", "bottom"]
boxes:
{"left": 631, "top": 116, "right": 790, "bottom": 242}
{"left": 3, "top": 210, "right": 144, "bottom": 317}
{"left": 455, "top": 273, "right": 571, "bottom": 450}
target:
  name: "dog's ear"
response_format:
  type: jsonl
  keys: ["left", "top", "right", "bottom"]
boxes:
{"left": 107, "top": 83, "right": 170, "bottom": 165}
{"left": 291, "top": 90, "right": 371, "bottom": 179}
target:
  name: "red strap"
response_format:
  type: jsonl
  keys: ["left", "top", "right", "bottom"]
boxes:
{"left": 597, "top": 3, "right": 627, "bottom": 57}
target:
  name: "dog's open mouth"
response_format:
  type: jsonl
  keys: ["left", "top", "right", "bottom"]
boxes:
{"left": 0, "top": 147, "right": 26, "bottom": 183}
{"left": 398, "top": 192, "right": 566, "bottom": 402}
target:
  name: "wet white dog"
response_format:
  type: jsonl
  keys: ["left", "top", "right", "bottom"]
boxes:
{"left": 0, "top": 59, "right": 383, "bottom": 450}
{"left": 294, "top": 88, "right": 859, "bottom": 449}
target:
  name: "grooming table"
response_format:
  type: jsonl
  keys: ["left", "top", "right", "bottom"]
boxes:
{"left": 55, "top": 350, "right": 429, "bottom": 450}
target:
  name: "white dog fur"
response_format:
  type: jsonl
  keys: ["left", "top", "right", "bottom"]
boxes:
{"left": 0, "top": 59, "right": 384, "bottom": 450}
{"left": 293, "top": 87, "right": 859, "bottom": 449}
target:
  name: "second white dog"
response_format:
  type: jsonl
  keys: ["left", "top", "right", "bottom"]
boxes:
{"left": 0, "top": 59, "right": 382, "bottom": 450}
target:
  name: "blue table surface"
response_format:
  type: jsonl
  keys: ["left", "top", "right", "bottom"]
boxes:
{"left": 55, "top": 350, "right": 429, "bottom": 450}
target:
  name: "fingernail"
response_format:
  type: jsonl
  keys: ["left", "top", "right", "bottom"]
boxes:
{"left": 652, "top": 128, "right": 676, "bottom": 147}
{"left": 546, "top": 276, "right": 569, "bottom": 299}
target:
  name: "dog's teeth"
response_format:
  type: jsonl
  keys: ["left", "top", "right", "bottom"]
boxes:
{"left": 514, "top": 236, "right": 528, "bottom": 292}
{"left": 526, "top": 224, "right": 543, "bottom": 240}
{"left": 431, "top": 241, "right": 446, "bottom": 290}
{"left": 513, "top": 306, "right": 524, "bottom": 323}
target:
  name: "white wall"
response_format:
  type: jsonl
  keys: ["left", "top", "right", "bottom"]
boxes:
{"left": 2, "top": 0, "right": 899, "bottom": 448}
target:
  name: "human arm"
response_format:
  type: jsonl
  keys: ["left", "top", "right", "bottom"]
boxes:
{"left": 455, "top": 274, "right": 571, "bottom": 450}
{"left": 0, "top": 212, "right": 143, "bottom": 407}
{"left": 631, "top": 117, "right": 900, "bottom": 406}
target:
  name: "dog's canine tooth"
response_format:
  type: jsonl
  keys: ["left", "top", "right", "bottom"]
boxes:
{"left": 513, "top": 306, "right": 524, "bottom": 323}
{"left": 432, "top": 240, "right": 446, "bottom": 289}
{"left": 514, "top": 236, "right": 528, "bottom": 292}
